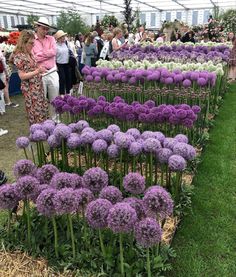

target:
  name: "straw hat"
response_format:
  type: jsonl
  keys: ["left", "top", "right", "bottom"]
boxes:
{"left": 34, "top": 17, "right": 51, "bottom": 28}
{"left": 54, "top": 30, "right": 67, "bottom": 40}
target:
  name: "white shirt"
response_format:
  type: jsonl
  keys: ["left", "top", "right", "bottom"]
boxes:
{"left": 156, "top": 37, "right": 164, "bottom": 43}
{"left": 56, "top": 42, "right": 69, "bottom": 64}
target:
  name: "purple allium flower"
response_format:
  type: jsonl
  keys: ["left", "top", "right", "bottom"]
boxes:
{"left": 186, "top": 145, "right": 197, "bottom": 161}
{"left": 168, "top": 155, "right": 187, "bottom": 171}
{"left": 123, "top": 173, "right": 146, "bottom": 195}
{"left": 192, "top": 105, "right": 201, "bottom": 114}
{"left": 41, "top": 122, "right": 55, "bottom": 135}
{"left": 107, "top": 203, "right": 137, "bottom": 233}
{"left": 174, "top": 134, "right": 189, "bottom": 144}
{"left": 16, "top": 137, "right": 30, "bottom": 149}
{"left": 67, "top": 134, "right": 81, "bottom": 149}
{"left": 123, "top": 197, "right": 146, "bottom": 220}
{"left": 143, "top": 138, "right": 161, "bottom": 153}
{"left": 134, "top": 218, "right": 162, "bottom": 248}
{"left": 107, "top": 144, "right": 119, "bottom": 158}
{"left": 47, "top": 134, "right": 61, "bottom": 148}
{"left": 31, "top": 184, "right": 49, "bottom": 203}
{"left": 80, "top": 132, "right": 96, "bottom": 145}
{"left": 13, "top": 159, "right": 37, "bottom": 179}
{"left": 128, "top": 142, "right": 143, "bottom": 156}
{"left": 36, "top": 188, "right": 57, "bottom": 217}
{"left": 153, "top": 132, "right": 165, "bottom": 143}
{"left": 143, "top": 186, "right": 174, "bottom": 219}
{"left": 74, "top": 188, "right": 94, "bottom": 211}
{"left": 0, "top": 184, "right": 19, "bottom": 210}
{"left": 70, "top": 174, "right": 84, "bottom": 189}
{"left": 37, "top": 164, "right": 59, "bottom": 184}
{"left": 15, "top": 176, "right": 40, "bottom": 200}
{"left": 173, "top": 142, "right": 190, "bottom": 159}
{"left": 107, "top": 124, "right": 121, "bottom": 134}
{"left": 86, "top": 75, "right": 94, "bottom": 82}
{"left": 31, "top": 130, "right": 48, "bottom": 142}
{"left": 83, "top": 167, "right": 108, "bottom": 193}
{"left": 182, "top": 79, "right": 192, "bottom": 88}
{"left": 197, "top": 77, "right": 207, "bottom": 87}
{"left": 96, "top": 129, "right": 113, "bottom": 142}
{"left": 50, "top": 172, "right": 74, "bottom": 190}
{"left": 126, "top": 128, "right": 141, "bottom": 140}
{"left": 141, "top": 131, "right": 155, "bottom": 140}
{"left": 92, "top": 139, "right": 108, "bottom": 153}
{"left": 182, "top": 118, "right": 194, "bottom": 128}
{"left": 85, "top": 199, "right": 113, "bottom": 229}
{"left": 99, "top": 186, "right": 123, "bottom": 204}
{"left": 157, "top": 148, "right": 173, "bottom": 164}
{"left": 55, "top": 188, "right": 77, "bottom": 214}
{"left": 75, "top": 120, "right": 89, "bottom": 132}
{"left": 163, "top": 138, "right": 178, "bottom": 150}
{"left": 30, "top": 123, "right": 42, "bottom": 133}
{"left": 53, "top": 125, "right": 71, "bottom": 139}
{"left": 114, "top": 133, "right": 135, "bottom": 149}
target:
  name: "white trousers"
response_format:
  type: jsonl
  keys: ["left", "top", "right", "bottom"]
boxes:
{"left": 0, "top": 73, "right": 6, "bottom": 113}
{"left": 42, "top": 70, "right": 59, "bottom": 118}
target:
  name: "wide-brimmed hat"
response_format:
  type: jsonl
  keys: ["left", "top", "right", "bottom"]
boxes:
{"left": 34, "top": 17, "right": 51, "bottom": 28}
{"left": 54, "top": 30, "right": 67, "bottom": 40}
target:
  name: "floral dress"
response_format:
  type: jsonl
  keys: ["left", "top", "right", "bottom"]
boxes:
{"left": 14, "top": 52, "right": 49, "bottom": 125}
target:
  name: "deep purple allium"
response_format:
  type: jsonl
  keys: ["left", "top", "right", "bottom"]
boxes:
{"left": 174, "top": 134, "right": 189, "bottom": 144}
{"left": 197, "top": 77, "right": 207, "bottom": 87}
{"left": 128, "top": 142, "right": 143, "bottom": 156}
{"left": 107, "top": 144, "right": 119, "bottom": 158}
{"left": 96, "top": 129, "right": 113, "bottom": 142}
{"left": 134, "top": 217, "right": 162, "bottom": 248}
{"left": 15, "top": 176, "right": 40, "bottom": 200}
{"left": 74, "top": 188, "right": 94, "bottom": 212}
{"left": 143, "top": 185, "right": 174, "bottom": 219}
{"left": 53, "top": 125, "right": 71, "bottom": 139}
{"left": 85, "top": 199, "right": 113, "bottom": 229}
{"left": 192, "top": 105, "right": 201, "bottom": 114}
{"left": 107, "top": 202, "right": 137, "bottom": 233}
{"left": 107, "top": 124, "right": 121, "bottom": 134}
{"left": 126, "top": 128, "right": 141, "bottom": 140}
{"left": 36, "top": 188, "right": 57, "bottom": 217}
{"left": 163, "top": 138, "right": 178, "bottom": 150}
{"left": 123, "top": 197, "right": 146, "bottom": 220}
{"left": 31, "top": 184, "right": 49, "bottom": 203}
{"left": 67, "top": 134, "right": 81, "bottom": 149}
{"left": 92, "top": 139, "right": 108, "bottom": 153}
{"left": 114, "top": 133, "right": 135, "bottom": 149}
{"left": 157, "top": 148, "right": 173, "bottom": 164}
{"left": 143, "top": 138, "right": 161, "bottom": 153}
{"left": 30, "top": 123, "right": 42, "bottom": 133}
{"left": 0, "top": 184, "right": 19, "bottom": 210}
{"left": 123, "top": 172, "right": 146, "bottom": 195}
{"left": 83, "top": 167, "right": 108, "bottom": 193}
{"left": 168, "top": 155, "right": 187, "bottom": 171}
{"left": 47, "top": 134, "right": 61, "bottom": 148}
{"left": 31, "top": 130, "right": 47, "bottom": 142}
{"left": 37, "top": 164, "right": 59, "bottom": 184}
{"left": 50, "top": 172, "right": 74, "bottom": 190}
{"left": 13, "top": 159, "right": 37, "bottom": 179}
{"left": 70, "top": 174, "right": 84, "bottom": 189}
{"left": 99, "top": 186, "right": 123, "bottom": 204}
{"left": 182, "top": 79, "right": 192, "bottom": 88}
{"left": 80, "top": 131, "right": 96, "bottom": 145}
{"left": 16, "top": 137, "right": 30, "bottom": 149}
{"left": 55, "top": 188, "right": 77, "bottom": 214}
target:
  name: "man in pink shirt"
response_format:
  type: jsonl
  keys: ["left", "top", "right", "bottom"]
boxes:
{"left": 32, "top": 17, "right": 59, "bottom": 121}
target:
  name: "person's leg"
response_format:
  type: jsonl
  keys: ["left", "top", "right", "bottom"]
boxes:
{"left": 65, "top": 64, "right": 72, "bottom": 94}
{"left": 47, "top": 71, "right": 59, "bottom": 119}
{"left": 57, "top": 64, "right": 66, "bottom": 95}
{"left": 0, "top": 73, "right": 19, "bottom": 107}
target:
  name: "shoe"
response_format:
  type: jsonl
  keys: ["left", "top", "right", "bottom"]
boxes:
{"left": 0, "top": 128, "right": 8, "bottom": 136}
{"left": 6, "top": 102, "right": 19, "bottom": 108}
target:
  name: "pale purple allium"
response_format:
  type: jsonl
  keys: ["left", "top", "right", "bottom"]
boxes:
{"left": 186, "top": 145, "right": 197, "bottom": 161}
{"left": 53, "top": 125, "right": 71, "bottom": 139}
{"left": 85, "top": 199, "right": 113, "bottom": 229}
{"left": 16, "top": 137, "right": 30, "bottom": 149}
{"left": 75, "top": 120, "right": 89, "bottom": 132}
{"left": 163, "top": 138, "right": 178, "bottom": 150}
{"left": 96, "top": 129, "right": 113, "bottom": 142}
{"left": 37, "top": 164, "right": 59, "bottom": 184}
{"left": 13, "top": 159, "right": 37, "bottom": 179}
{"left": 41, "top": 122, "right": 55, "bottom": 135}
{"left": 123, "top": 173, "right": 146, "bottom": 195}
{"left": 143, "top": 138, "right": 161, "bottom": 153}
{"left": 0, "top": 184, "right": 19, "bottom": 210}
{"left": 123, "top": 197, "right": 146, "bottom": 220}
{"left": 55, "top": 188, "right": 77, "bottom": 214}
{"left": 80, "top": 132, "right": 96, "bottom": 145}
{"left": 74, "top": 188, "right": 94, "bottom": 211}
{"left": 128, "top": 142, "right": 143, "bottom": 156}
{"left": 114, "top": 133, "right": 135, "bottom": 149}
{"left": 157, "top": 148, "right": 173, "bottom": 164}
{"left": 174, "top": 134, "right": 189, "bottom": 144}
{"left": 83, "top": 167, "right": 108, "bottom": 193}
{"left": 30, "top": 123, "right": 42, "bottom": 133}
{"left": 92, "top": 139, "right": 108, "bottom": 153}
{"left": 50, "top": 172, "right": 74, "bottom": 190}
{"left": 67, "top": 134, "right": 81, "bottom": 149}
{"left": 134, "top": 218, "right": 162, "bottom": 248}
{"left": 31, "top": 130, "right": 48, "bottom": 142}
{"left": 153, "top": 132, "right": 165, "bottom": 144}
{"left": 143, "top": 185, "right": 174, "bottom": 219}
{"left": 168, "top": 155, "right": 187, "bottom": 171}
{"left": 173, "top": 142, "right": 190, "bottom": 159}
{"left": 15, "top": 176, "right": 40, "bottom": 200}
{"left": 107, "top": 124, "right": 120, "bottom": 134}
{"left": 141, "top": 131, "right": 155, "bottom": 140}
{"left": 36, "top": 188, "right": 57, "bottom": 217}
{"left": 107, "top": 144, "right": 119, "bottom": 158}
{"left": 126, "top": 128, "right": 141, "bottom": 140}
{"left": 99, "top": 186, "right": 123, "bottom": 204}
{"left": 107, "top": 203, "right": 137, "bottom": 233}
{"left": 70, "top": 174, "right": 84, "bottom": 189}
{"left": 47, "top": 134, "right": 61, "bottom": 148}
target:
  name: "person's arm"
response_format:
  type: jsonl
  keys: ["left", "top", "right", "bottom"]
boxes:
{"left": 18, "top": 66, "right": 46, "bottom": 81}
{"left": 43, "top": 37, "right": 57, "bottom": 58}
{"left": 32, "top": 37, "right": 56, "bottom": 62}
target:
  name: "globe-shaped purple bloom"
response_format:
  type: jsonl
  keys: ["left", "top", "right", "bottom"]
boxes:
{"left": 16, "top": 137, "right": 30, "bottom": 149}
{"left": 70, "top": 174, "right": 84, "bottom": 189}
{"left": 92, "top": 139, "right": 108, "bottom": 153}
{"left": 107, "top": 124, "right": 120, "bottom": 134}
{"left": 182, "top": 79, "right": 192, "bottom": 88}
{"left": 126, "top": 128, "right": 141, "bottom": 140}
{"left": 192, "top": 105, "right": 201, "bottom": 114}
{"left": 157, "top": 148, "right": 173, "bottom": 164}
{"left": 174, "top": 134, "right": 189, "bottom": 144}
{"left": 173, "top": 142, "right": 190, "bottom": 159}
{"left": 53, "top": 125, "right": 71, "bottom": 139}
{"left": 123, "top": 173, "right": 146, "bottom": 195}
{"left": 134, "top": 217, "right": 162, "bottom": 248}
{"left": 168, "top": 155, "right": 187, "bottom": 171}
{"left": 36, "top": 188, "right": 57, "bottom": 217}
{"left": 107, "top": 144, "right": 119, "bottom": 158}
{"left": 143, "top": 185, "right": 174, "bottom": 219}
{"left": 99, "top": 186, "right": 123, "bottom": 204}
{"left": 42, "top": 121, "right": 55, "bottom": 135}
{"left": 13, "top": 159, "right": 37, "bottom": 179}
{"left": 50, "top": 172, "right": 74, "bottom": 190}
{"left": 123, "top": 197, "right": 146, "bottom": 220}
{"left": 75, "top": 120, "right": 89, "bottom": 132}
{"left": 31, "top": 130, "right": 48, "bottom": 142}
{"left": 107, "top": 203, "right": 137, "bottom": 233}
{"left": 55, "top": 188, "right": 77, "bottom": 214}
{"left": 67, "top": 134, "right": 81, "bottom": 149}
{"left": 163, "top": 138, "right": 178, "bottom": 150}
{"left": 83, "top": 167, "right": 108, "bottom": 193}
{"left": 114, "top": 133, "right": 135, "bottom": 149}
{"left": 85, "top": 199, "right": 113, "bottom": 229}
{"left": 47, "top": 134, "right": 61, "bottom": 148}
{"left": 96, "top": 129, "right": 113, "bottom": 142}
{"left": 80, "top": 132, "right": 96, "bottom": 145}
{"left": 128, "top": 142, "right": 143, "bottom": 156}
{"left": 143, "top": 138, "right": 162, "bottom": 153}
{"left": 0, "top": 184, "right": 19, "bottom": 210}
{"left": 74, "top": 188, "right": 94, "bottom": 211}
{"left": 30, "top": 123, "right": 42, "bottom": 133}
{"left": 15, "top": 176, "right": 40, "bottom": 200}
{"left": 37, "top": 164, "right": 59, "bottom": 184}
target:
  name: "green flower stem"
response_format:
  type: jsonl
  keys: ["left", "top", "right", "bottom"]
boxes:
{"left": 23, "top": 148, "right": 29, "bottom": 160}
{"left": 149, "top": 153, "right": 153, "bottom": 186}
{"left": 119, "top": 150, "right": 123, "bottom": 190}
{"left": 51, "top": 149, "right": 55, "bottom": 165}
{"left": 61, "top": 139, "right": 68, "bottom": 171}
{"left": 25, "top": 200, "right": 31, "bottom": 247}
{"left": 119, "top": 233, "right": 124, "bottom": 277}
{"left": 147, "top": 247, "right": 151, "bottom": 277}
{"left": 7, "top": 210, "right": 11, "bottom": 236}
{"left": 30, "top": 145, "right": 36, "bottom": 164}
{"left": 52, "top": 216, "right": 59, "bottom": 258}
{"left": 98, "top": 229, "right": 106, "bottom": 258}
{"left": 36, "top": 142, "right": 41, "bottom": 166}
{"left": 68, "top": 214, "right": 76, "bottom": 259}
{"left": 41, "top": 142, "right": 47, "bottom": 164}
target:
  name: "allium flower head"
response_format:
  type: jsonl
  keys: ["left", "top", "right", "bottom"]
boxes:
{"left": 36, "top": 188, "right": 57, "bottom": 217}
{"left": 70, "top": 174, "right": 84, "bottom": 189}
{"left": 114, "top": 133, "right": 135, "bottom": 149}
{"left": 107, "top": 144, "right": 119, "bottom": 158}
{"left": 50, "top": 172, "right": 75, "bottom": 190}
{"left": 0, "top": 184, "right": 19, "bottom": 210}
{"left": 47, "top": 134, "right": 61, "bottom": 148}
{"left": 174, "top": 134, "right": 189, "bottom": 144}
{"left": 85, "top": 199, "right": 113, "bottom": 229}
{"left": 99, "top": 186, "right": 123, "bottom": 204}
{"left": 67, "top": 134, "right": 81, "bottom": 149}
{"left": 42, "top": 122, "right": 55, "bottom": 135}
{"left": 123, "top": 173, "right": 146, "bottom": 195}
{"left": 107, "top": 203, "right": 137, "bottom": 233}
{"left": 83, "top": 167, "right": 108, "bottom": 193}
{"left": 107, "top": 124, "right": 120, "bottom": 134}
{"left": 128, "top": 142, "right": 143, "bottom": 156}
{"left": 123, "top": 197, "right": 146, "bottom": 220}
{"left": 173, "top": 142, "right": 190, "bottom": 159}
{"left": 143, "top": 138, "right": 161, "bottom": 153}
{"left": 75, "top": 120, "right": 89, "bottom": 132}
{"left": 15, "top": 176, "right": 40, "bottom": 200}
{"left": 13, "top": 159, "right": 37, "bottom": 179}
{"left": 55, "top": 188, "right": 77, "bottom": 214}
{"left": 92, "top": 139, "right": 108, "bottom": 153}
{"left": 143, "top": 186, "right": 174, "bottom": 219}
{"left": 157, "top": 148, "right": 173, "bottom": 164}
{"left": 37, "top": 164, "right": 59, "bottom": 184}
{"left": 126, "top": 128, "right": 141, "bottom": 140}
{"left": 31, "top": 130, "right": 48, "bottom": 142}
{"left": 134, "top": 218, "right": 162, "bottom": 248}
{"left": 53, "top": 125, "right": 71, "bottom": 139}
{"left": 80, "top": 131, "right": 96, "bottom": 145}
{"left": 30, "top": 123, "right": 42, "bottom": 133}
{"left": 96, "top": 129, "right": 113, "bottom": 142}
{"left": 74, "top": 188, "right": 94, "bottom": 211}
{"left": 16, "top": 137, "right": 30, "bottom": 149}
{"left": 168, "top": 155, "right": 187, "bottom": 171}
{"left": 163, "top": 137, "right": 178, "bottom": 150}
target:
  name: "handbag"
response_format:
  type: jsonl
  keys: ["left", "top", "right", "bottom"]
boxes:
{"left": 68, "top": 49, "right": 77, "bottom": 67}
{"left": 0, "top": 78, "right": 5, "bottom": 90}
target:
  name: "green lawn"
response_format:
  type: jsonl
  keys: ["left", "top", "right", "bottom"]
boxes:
{"left": 169, "top": 85, "right": 236, "bottom": 277}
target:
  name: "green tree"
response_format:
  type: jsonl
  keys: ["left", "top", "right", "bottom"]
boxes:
{"left": 220, "top": 9, "right": 236, "bottom": 33}
{"left": 101, "top": 15, "right": 119, "bottom": 28}
{"left": 122, "top": 0, "right": 135, "bottom": 32}
{"left": 27, "top": 14, "right": 39, "bottom": 26}
{"left": 57, "top": 10, "right": 89, "bottom": 35}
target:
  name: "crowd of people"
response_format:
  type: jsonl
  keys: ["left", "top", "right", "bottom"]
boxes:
{"left": 0, "top": 16, "right": 236, "bottom": 137}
